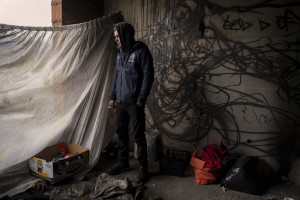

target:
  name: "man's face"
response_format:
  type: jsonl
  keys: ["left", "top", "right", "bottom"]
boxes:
{"left": 114, "top": 30, "right": 121, "bottom": 47}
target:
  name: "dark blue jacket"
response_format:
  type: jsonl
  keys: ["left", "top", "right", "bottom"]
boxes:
{"left": 110, "top": 41, "right": 154, "bottom": 104}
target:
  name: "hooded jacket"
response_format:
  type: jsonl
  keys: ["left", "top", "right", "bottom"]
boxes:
{"left": 110, "top": 22, "right": 154, "bottom": 104}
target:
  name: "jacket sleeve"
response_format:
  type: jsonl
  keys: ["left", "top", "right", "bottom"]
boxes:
{"left": 109, "top": 65, "right": 118, "bottom": 100}
{"left": 137, "top": 47, "right": 154, "bottom": 104}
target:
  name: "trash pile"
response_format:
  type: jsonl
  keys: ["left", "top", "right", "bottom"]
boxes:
{"left": 0, "top": 173, "right": 162, "bottom": 200}
{"left": 190, "top": 140, "right": 272, "bottom": 195}
{"left": 50, "top": 143, "right": 75, "bottom": 162}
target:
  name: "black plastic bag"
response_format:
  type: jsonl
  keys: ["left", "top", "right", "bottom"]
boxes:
{"left": 220, "top": 156, "right": 269, "bottom": 195}
{"left": 218, "top": 153, "right": 241, "bottom": 181}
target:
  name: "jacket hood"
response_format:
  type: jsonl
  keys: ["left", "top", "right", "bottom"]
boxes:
{"left": 114, "top": 22, "right": 136, "bottom": 52}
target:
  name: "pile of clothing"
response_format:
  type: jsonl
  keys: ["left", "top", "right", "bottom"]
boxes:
{"left": 2, "top": 173, "right": 162, "bottom": 200}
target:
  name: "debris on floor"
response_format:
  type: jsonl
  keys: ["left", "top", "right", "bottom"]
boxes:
{"left": 221, "top": 186, "right": 227, "bottom": 192}
{"left": 0, "top": 172, "right": 162, "bottom": 200}
{"left": 50, "top": 173, "right": 161, "bottom": 200}
{"left": 0, "top": 188, "right": 49, "bottom": 200}
{"left": 32, "top": 180, "right": 48, "bottom": 193}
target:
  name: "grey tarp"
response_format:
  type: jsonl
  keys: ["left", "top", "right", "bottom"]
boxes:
{"left": 0, "top": 14, "right": 120, "bottom": 197}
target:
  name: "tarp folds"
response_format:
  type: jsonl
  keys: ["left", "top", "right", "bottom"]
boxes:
{"left": 0, "top": 14, "right": 120, "bottom": 197}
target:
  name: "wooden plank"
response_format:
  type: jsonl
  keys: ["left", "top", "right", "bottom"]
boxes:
{"left": 51, "top": 0, "right": 62, "bottom": 26}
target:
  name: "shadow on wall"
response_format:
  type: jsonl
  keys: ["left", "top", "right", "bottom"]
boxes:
{"left": 141, "top": 0, "right": 300, "bottom": 175}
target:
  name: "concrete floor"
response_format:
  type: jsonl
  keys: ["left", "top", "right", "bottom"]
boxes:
{"left": 92, "top": 155, "right": 300, "bottom": 200}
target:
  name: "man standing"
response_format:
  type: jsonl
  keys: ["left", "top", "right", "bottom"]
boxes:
{"left": 108, "top": 22, "right": 154, "bottom": 183}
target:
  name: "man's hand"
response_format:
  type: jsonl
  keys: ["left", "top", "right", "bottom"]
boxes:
{"left": 137, "top": 102, "right": 143, "bottom": 108}
{"left": 109, "top": 100, "right": 115, "bottom": 109}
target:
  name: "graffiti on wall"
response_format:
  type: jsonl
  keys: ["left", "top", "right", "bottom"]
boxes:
{"left": 142, "top": 0, "right": 300, "bottom": 164}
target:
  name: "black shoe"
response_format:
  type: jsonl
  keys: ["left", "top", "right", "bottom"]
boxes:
{"left": 107, "top": 164, "right": 131, "bottom": 175}
{"left": 136, "top": 166, "right": 149, "bottom": 183}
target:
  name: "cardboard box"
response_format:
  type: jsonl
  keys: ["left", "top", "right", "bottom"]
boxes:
{"left": 29, "top": 142, "right": 89, "bottom": 184}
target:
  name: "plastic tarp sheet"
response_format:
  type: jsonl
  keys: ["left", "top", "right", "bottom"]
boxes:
{"left": 0, "top": 14, "right": 120, "bottom": 197}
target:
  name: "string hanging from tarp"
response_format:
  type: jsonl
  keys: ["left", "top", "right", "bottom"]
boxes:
{"left": 0, "top": 13, "right": 122, "bottom": 198}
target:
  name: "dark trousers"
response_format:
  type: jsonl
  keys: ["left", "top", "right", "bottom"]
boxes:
{"left": 116, "top": 103, "right": 148, "bottom": 167}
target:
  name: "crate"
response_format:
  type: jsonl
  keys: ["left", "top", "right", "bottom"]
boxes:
{"left": 160, "top": 149, "right": 191, "bottom": 177}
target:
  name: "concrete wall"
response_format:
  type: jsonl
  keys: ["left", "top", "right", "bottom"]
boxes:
{"left": 103, "top": 0, "right": 300, "bottom": 184}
